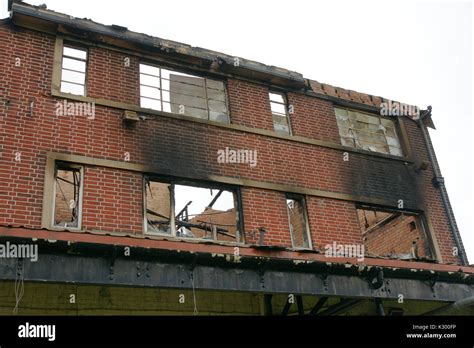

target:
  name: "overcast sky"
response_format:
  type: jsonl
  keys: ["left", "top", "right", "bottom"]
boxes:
{"left": 1, "top": 0, "right": 472, "bottom": 262}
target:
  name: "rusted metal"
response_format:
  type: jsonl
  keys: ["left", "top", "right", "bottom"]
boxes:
{"left": 0, "top": 236, "right": 473, "bottom": 302}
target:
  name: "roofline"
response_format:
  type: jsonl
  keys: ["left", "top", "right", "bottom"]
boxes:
{"left": 9, "top": 1, "right": 429, "bottom": 125}
{"left": 10, "top": 1, "right": 306, "bottom": 89}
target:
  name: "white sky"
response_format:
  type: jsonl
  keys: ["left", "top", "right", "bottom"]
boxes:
{"left": 1, "top": 0, "right": 472, "bottom": 262}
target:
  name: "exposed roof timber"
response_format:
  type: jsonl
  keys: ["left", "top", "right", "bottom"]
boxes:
{"left": 10, "top": 1, "right": 306, "bottom": 89}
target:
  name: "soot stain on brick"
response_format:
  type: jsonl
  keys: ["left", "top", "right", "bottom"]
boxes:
{"left": 137, "top": 117, "right": 221, "bottom": 180}
{"left": 347, "top": 154, "right": 421, "bottom": 210}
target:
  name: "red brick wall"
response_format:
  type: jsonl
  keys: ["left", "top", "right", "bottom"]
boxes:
{"left": 0, "top": 21, "right": 464, "bottom": 264}
{"left": 226, "top": 79, "right": 274, "bottom": 131}
{"left": 361, "top": 213, "right": 431, "bottom": 259}
{"left": 241, "top": 188, "right": 292, "bottom": 246}
{"left": 87, "top": 46, "right": 140, "bottom": 105}
{"left": 82, "top": 166, "right": 143, "bottom": 234}
{"left": 287, "top": 92, "right": 341, "bottom": 143}
{"left": 306, "top": 197, "right": 363, "bottom": 250}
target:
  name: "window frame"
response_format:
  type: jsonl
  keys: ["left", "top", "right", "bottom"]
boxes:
{"left": 143, "top": 175, "right": 244, "bottom": 244}
{"left": 139, "top": 61, "right": 230, "bottom": 123}
{"left": 59, "top": 43, "right": 88, "bottom": 97}
{"left": 269, "top": 91, "right": 292, "bottom": 135}
{"left": 50, "top": 161, "right": 84, "bottom": 231}
{"left": 285, "top": 193, "right": 312, "bottom": 250}
{"left": 334, "top": 106, "right": 405, "bottom": 157}
{"left": 355, "top": 203, "right": 439, "bottom": 261}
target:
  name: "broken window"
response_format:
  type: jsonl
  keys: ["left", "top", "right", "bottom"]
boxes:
{"left": 357, "top": 205, "right": 433, "bottom": 260}
{"left": 53, "top": 162, "right": 83, "bottom": 228}
{"left": 60, "top": 45, "right": 87, "bottom": 96}
{"left": 334, "top": 107, "right": 403, "bottom": 156}
{"left": 286, "top": 195, "right": 311, "bottom": 249}
{"left": 269, "top": 92, "right": 291, "bottom": 135}
{"left": 144, "top": 177, "right": 242, "bottom": 243}
{"left": 139, "top": 63, "right": 229, "bottom": 123}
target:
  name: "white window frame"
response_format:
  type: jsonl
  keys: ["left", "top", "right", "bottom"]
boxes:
{"left": 139, "top": 63, "right": 230, "bottom": 123}
{"left": 269, "top": 91, "right": 292, "bottom": 135}
{"left": 60, "top": 44, "right": 88, "bottom": 96}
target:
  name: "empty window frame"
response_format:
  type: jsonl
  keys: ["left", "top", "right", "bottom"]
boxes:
{"left": 334, "top": 107, "right": 403, "bottom": 156}
{"left": 60, "top": 45, "right": 88, "bottom": 96}
{"left": 139, "top": 63, "right": 229, "bottom": 123}
{"left": 286, "top": 194, "right": 311, "bottom": 249}
{"left": 357, "top": 205, "right": 434, "bottom": 260}
{"left": 144, "top": 177, "right": 242, "bottom": 243}
{"left": 269, "top": 92, "right": 291, "bottom": 134}
{"left": 52, "top": 162, "right": 83, "bottom": 229}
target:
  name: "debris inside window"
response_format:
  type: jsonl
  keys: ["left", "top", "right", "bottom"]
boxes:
{"left": 145, "top": 177, "right": 241, "bottom": 243}
{"left": 139, "top": 64, "right": 229, "bottom": 123}
{"left": 269, "top": 92, "right": 291, "bottom": 134}
{"left": 357, "top": 206, "right": 433, "bottom": 260}
{"left": 145, "top": 181, "right": 172, "bottom": 235}
{"left": 286, "top": 195, "right": 311, "bottom": 249}
{"left": 53, "top": 163, "right": 82, "bottom": 228}
{"left": 334, "top": 107, "right": 403, "bottom": 156}
{"left": 60, "top": 45, "right": 87, "bottom": 96}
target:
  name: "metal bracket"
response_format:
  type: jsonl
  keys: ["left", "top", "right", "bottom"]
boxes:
{"left": 368, "top": 268, "right": 384, "bottom": 290}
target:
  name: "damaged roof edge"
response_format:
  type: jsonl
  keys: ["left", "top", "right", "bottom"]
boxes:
{"left": 10, "top": 1, "right": 306, "bottom": 88}
{"left": 10, "top": 1, "right": 427, "bottom": 121}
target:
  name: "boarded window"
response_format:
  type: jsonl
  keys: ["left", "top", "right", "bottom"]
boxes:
{"left": 144, "top": 177, "right": 242, "bottom": 243}
{"left": 53, "top": 163, "right": 82, "bottom": 228}
{"left": 357, "top": 206, "right": 433, "bottom": 260}
{"left": 286, "top": 195, "right": 311, "bottom": 249}
{"left": 269, "top": 92, "right": 291, "bottom": 134}
{"left": 140, "top": 64, "right": 229, "bottom": 123}
{"left": 60, "top": 45, "right": 87, "bottom": 96}
{"left": 334, "top": 107, "right": 403, "bottom": 156}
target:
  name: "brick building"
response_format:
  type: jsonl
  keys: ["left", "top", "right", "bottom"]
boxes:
{"left": 0, "top": 1, "right": 473, "bottom": 315}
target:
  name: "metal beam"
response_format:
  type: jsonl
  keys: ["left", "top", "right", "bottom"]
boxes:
{"left": 317, "top": 299, "right": 361, "bottom": 316}
{"left": 296, "top": 295, "right": 304, "bottom": 315}
{"left": 281, "top": 298, "right": 292, "bottom": 316}
{"left": 309, "top": 297, "right": 328, "bottom": 315}
{"left": 0, "top": 253, "right": 473, "bottom": 302}
{"left": 423, "top": 296, "right": 474, "bottom": 315}
{"left": 374, "top": 298, "right": 385, "bottom": 316}
{"left": 264, "top": 294, "right": 273, "bottom": 316}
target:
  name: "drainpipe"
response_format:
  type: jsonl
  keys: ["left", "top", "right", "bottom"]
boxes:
{"left": 418, "top": 106, "right": 468, "bottom": 265}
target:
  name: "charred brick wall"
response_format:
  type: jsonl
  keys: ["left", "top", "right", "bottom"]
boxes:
{"left": 0, "top": 20, "right": 462, "bottom": 263}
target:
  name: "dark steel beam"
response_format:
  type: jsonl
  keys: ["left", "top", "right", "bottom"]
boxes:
{"left": 264, "top": 294, "right": 273, "bottom": 316}
{"left": 374, "top": 298, "right": 385, "bottom": 316}
{"left": 0, "top": 252, "right": 473, "bottom": 302}
{"left": 317, "top": 299, "right": 361, "bottom": 316}
{"left": 296, "top": 295, "right": 304, "bottom": 315}
{"left": 281, "top": 298, "right": 292, "bottom": 316}
{"left": 309, "top": 297, "right": 328, "bottom": 315}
